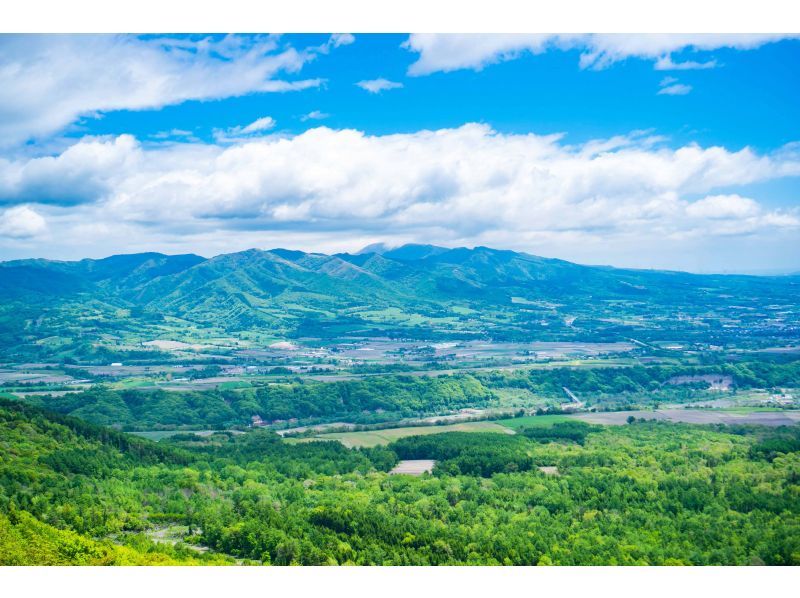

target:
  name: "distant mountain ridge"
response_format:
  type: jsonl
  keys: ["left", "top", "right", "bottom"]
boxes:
{"left": 356, "top": 243, "right": 451, "bottom": 261}
{"left": 1, "top": 244, "right": 798, "bottom": 360}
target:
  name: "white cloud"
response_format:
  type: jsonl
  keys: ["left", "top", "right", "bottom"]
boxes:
{"left": 404, "top": 33, "right": 798, "bottom": 75}
{"left": 0, "top": 134, "right": 140, "bottom": 205}
{"left": 2, "top": 125, "right": 797, "bottom": 259}
{"left": 657, "top": 76, "right": 692, "bottom": 96}
{"left": 356, "top": 78, "right": 404, "bottom": 93}
{"left": 0, "top": 34, "right": 329, "bottom": 146}
{"left": 2, "top": 125, "right": 797, "bottom": 270}
{"left": 330, "top": 34, "right": 355, "bottom": 48}
{"left": 213, "top": 116, "right": 277, "bottom": 143}
{"left": 654, "top": 55, "right": 718, "bottom": 71}
{"left": 658, "top": 83, "right": 692, "bottom": 96}
{"left": 404, "top": 34, "right": 561, "bottom": 75}
{"left": 249, "top": 79, "right": 324, "bottom": 93}
{"left": 240, "top": 117, "right": 277, "bottom": 135}
{"left": 686, "top": 194, "right": 762, "bottom": 219}
{"left": 301, "top": 110, "right": 330, "bottom": 121}
{"left": 151, "top": 129, "right": 194, "bottom": 140}
{"left": 0, "top": 205, "right": 47, "bottom": 238}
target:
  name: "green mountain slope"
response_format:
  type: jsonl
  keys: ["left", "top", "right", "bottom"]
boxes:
{"left": 0, "top": 398, "right": 230, "bottom": 565}
{"left": 2, "top": 397, "right": 799, "bottom": 565}
{"left": 1, "top": 245, "right": 798, "bottom": 360}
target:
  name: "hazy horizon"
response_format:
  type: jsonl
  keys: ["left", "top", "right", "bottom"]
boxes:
{"left": 2, "top": 241, "right": 798, "bottom": 276}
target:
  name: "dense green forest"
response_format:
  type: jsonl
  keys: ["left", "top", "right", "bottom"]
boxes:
{"left": 2, "top": 398, "right": 799, "bottom": 565}
{"left": 473, "top": 359, "right": 800, "bottom": 395}
{"left": 24, "top": 375, "right": 495, "bottom": 429}
{"left": 22, "top": 359, "right": 800, "bottom": 431}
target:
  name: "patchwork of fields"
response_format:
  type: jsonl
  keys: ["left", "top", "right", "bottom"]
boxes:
{"left": 289, "top": 408, "right": 800, "bottom": 448}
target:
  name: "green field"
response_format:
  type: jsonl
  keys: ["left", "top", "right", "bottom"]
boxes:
{"left": 495, "top": 414, "right": 578, "bottom": 430}
{"left": 129, "top": 430, "right": 210, "bottom": 441}
{"left": 296, "top": 420, "right": 514, "bottom": 448}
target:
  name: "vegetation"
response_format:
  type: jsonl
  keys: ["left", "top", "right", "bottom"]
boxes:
{"left": 473, "top": 360, "right": 800, "bottom": 406}
{"left": 25, "top": 375, "right": 495, "bottom": 429}
{"left": 22, "top": 358, "right": 800, "bottom": 432}
{"left": 3, "top": 245, "right": 799, "bottom": 567}
{"left": 304, "top": 421, "right": 512, "bottom": 448}
{"left": 2, "top": 397, "right": 799, "bottom": 566}
{"left": 2, "top": 245, "right": 798, "bottom": 361}
{"left": 519, "top": 421, "right": 598, "bottom": 445}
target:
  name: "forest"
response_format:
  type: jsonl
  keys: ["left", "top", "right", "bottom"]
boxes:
{"left": 19, "top": 358, "right": 800, "bottom": 431}
{"left": 1, "top": 397, "right": 799, "bottom": 565}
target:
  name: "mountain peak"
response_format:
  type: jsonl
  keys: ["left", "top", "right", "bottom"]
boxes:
{"left": 356, "top": 242, "right": 392, "bottom": 255}
{"left": 356, "top": 243, "right": 450, "bottom": 261}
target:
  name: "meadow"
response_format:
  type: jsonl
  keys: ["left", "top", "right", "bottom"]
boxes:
{"left": 290, "top": 420, "right": 514, "bottom": 448}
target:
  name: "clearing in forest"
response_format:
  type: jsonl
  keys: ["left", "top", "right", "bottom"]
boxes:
{"left": 306, "top": 420, "right": 514, "bottom": 448}
{"left": 390, "top": 460, "right": 436, "bottom": 475}
{"left": 495, "top": 414, "right": 578, "bottom": 430}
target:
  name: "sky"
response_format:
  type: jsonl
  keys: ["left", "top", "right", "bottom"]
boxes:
{"left": 0, "top": 33, "right": 798, "bottom": 273}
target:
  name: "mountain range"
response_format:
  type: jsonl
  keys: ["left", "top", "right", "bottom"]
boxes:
{"left": 1, "top": 244, "right": 798, "bottom": 361}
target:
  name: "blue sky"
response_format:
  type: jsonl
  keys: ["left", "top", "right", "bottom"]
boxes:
{"left": 0, "top": 33, "right": 799, "bottom": 272}
{"left": 85, "top": 34, "right": 800, "bottom": 151}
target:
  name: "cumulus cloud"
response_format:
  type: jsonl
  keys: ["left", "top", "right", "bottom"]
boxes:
{"left": 1, "top": 125, "right": 797, "bottom": 256}
{"left": 356, "top": 78, "right": 404, "bottom": 93}
{"left": 0, "top": 34, "right": 331, "bottom": 146}
{"left": 404, "top": 33, "right": 798, "bottom": 75}
{"left": 0, "top": 205, "right": 47, "bottom": 238}
{"left": 0, "top": 134, "right": 140, "bottom": 205}
{"left": 686, "top": 194, "right": 762, "bottom": 219}
{"left": 0, "top": 124, "right": 796, "bottom": 269}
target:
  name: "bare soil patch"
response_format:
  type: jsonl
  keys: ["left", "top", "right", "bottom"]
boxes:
{"left": 390, "top": 460, "right": 436, "bottom": 475}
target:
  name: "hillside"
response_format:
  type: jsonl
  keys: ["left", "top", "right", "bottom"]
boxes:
{"left": 2, "top": 396, "right": 799, "bottom": 565}
{"left": 0, "top": 398, "right": 231, "bottom": 565}
{"left": 1, "top": 245, "right": 798, "bottom": 361}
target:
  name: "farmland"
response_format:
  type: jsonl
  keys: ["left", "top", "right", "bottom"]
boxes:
{"left": 290, "top": 420, "right": 513, "bottom": 448}
{"left": 495, "top": 414, "right": 578, "bottom": 430}
{"left": 574, "top": 408, "right": 800, "bottom": 426}
{"left": 1, "top": 245, "right": 800, "bottom": 567}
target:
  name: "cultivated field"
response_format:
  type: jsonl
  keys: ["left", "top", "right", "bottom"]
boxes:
{"left": 495, "top": 414, "right": 578, "bottom": 430}
{"left": 574, "top": 409, "right": 800, "bottom": 427}
{"left": 299, "top": 420, "right": 514, "bottom": 448}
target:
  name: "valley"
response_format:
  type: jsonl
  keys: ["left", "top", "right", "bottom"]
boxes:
{"left": 1, "top": 244, "right": 799, "bottom": 566}
{"left": 2, "top": 245, "right": 798, "bottom": 367}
